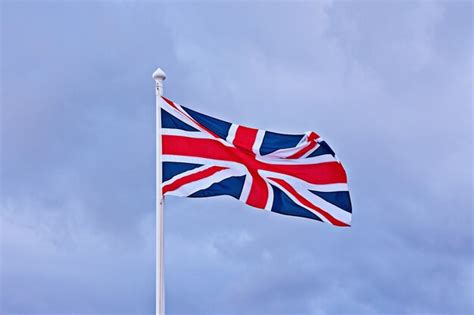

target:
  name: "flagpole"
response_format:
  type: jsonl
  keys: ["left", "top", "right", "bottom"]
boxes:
{"left": 153, "top": 67, "right": 166, "bottom": 315}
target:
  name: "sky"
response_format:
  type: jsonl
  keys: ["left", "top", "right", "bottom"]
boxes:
{"left": 0, "top": 1, "right": 472, "bottom": 314}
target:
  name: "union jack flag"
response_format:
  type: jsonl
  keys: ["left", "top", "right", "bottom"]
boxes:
{"left": 160, "top": 96, "right": 352, "bottom": 227}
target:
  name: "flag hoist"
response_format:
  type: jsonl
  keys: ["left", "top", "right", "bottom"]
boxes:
{"left": 153, "top": 67, "right": 166, "bottom": 315}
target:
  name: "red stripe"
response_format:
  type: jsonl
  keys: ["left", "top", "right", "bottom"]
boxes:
{"left": 162, "top": 96, "right": 178, "bottom": 110}
{"left": 268, "top": 177, "right": 349, "bottom": 227}
{"left": 287, "top": 141, "right": 317, "bottom": 159}
{"left": 307, "top": 132, "right": 319, "bottom": 141}
{"left": 233, "top": 126, "right": 258, "bottom": 153}
{"left": 163, "top": 135, "right": 347, "bottom": 185}
{"left": 162, "top": 166, "right": 227, "bottom": 194}
{"left": 246, "top": 171, "right": 268, "bottom": 209}
{"left": 287, "top": 132, "right": 319, "bottom": 159}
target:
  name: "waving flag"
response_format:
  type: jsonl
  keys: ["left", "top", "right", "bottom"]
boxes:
{"left": 160, "top": 96, "right": 352, "bottom": 227}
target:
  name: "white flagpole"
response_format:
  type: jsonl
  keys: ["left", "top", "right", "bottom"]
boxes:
{"left": 153, "top": 67, "right": 166, "bottom": 315}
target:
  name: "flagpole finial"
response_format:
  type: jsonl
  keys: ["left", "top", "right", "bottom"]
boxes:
{"left": 153, "top": 68, "right": 166, "bottom": 96}
{"left": 153, "top": 68, "right": 166, "bottom": 81}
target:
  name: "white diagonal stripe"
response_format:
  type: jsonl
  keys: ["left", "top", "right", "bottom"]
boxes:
{"left": 252, "top": 129, "right": 265, "bottom": 156}
{"left": 226, "top": 123, "right": 238, "bottom": 144}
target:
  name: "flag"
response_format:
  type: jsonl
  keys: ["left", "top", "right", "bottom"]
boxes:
{"left": 160, "top": 96, "right": 352, "bottom": 227}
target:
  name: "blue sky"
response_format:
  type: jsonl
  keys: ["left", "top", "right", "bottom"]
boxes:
{"left": 1, "top": 1, "right": 472, "bottom": 314}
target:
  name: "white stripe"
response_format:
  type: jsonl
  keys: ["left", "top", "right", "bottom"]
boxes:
{"left": 262, "top": 146, "right": 302, "bottom": 159}
{"left": 239, "top": 174, "right": 252, "bottom": 202}
{"left": 256, "top": 153, "right": 336, "bottom": 165}
{"left": 166, "top": 168, "right": 244, "bottom": 197}
{"left": 162, "top": 128, "right": 214, "bottom": 139}
{"left": 162, "top": 165, "right": 212, "bottom": 187}
{"left": 305, "top": 182, "right": 348, "bottom": 192}
{"left": 301, "top": 142, "right": 319, "bottom": 159}
{"left": 226, "top": 123, "right": 238, "bottom": 144}
{"left": 252, "top": 129, "right": 265, "bottom": 156}
{"left": 264, "top": 178, "right": 274, "bottom": 211}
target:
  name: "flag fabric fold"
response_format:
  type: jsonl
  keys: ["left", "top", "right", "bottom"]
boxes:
{"left": 160, "top": 96, "right": 352, "bottom": 227}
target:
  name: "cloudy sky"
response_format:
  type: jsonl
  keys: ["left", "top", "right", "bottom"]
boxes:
{"left": 1, "top": 1, "right": 472, "bottom": 314}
